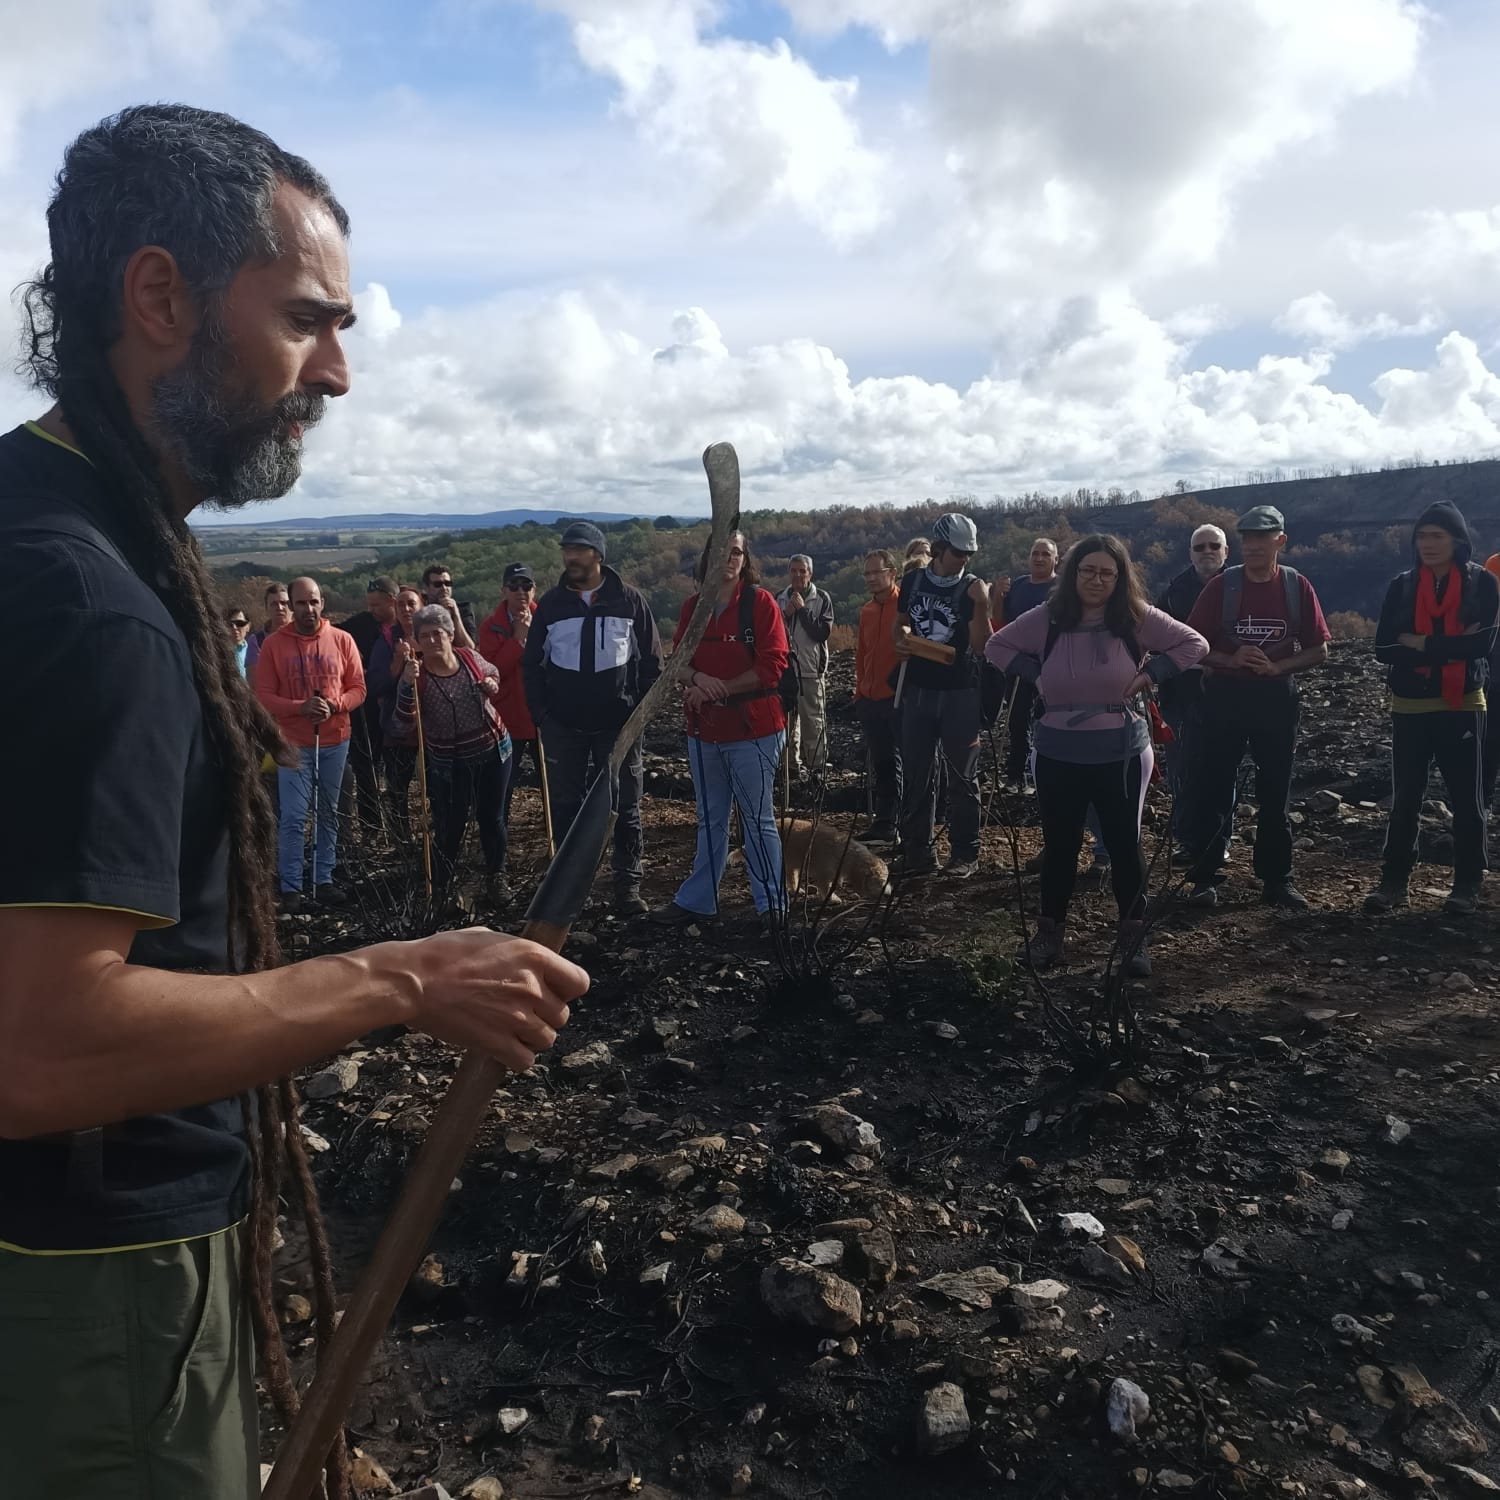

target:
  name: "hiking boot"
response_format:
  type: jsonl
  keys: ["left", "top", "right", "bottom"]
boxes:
{"left": 1186, "top": 882, "right": 1219, "bottom": 908}
{"left": 1443, "top": 880, "right": 1482, "bottom": 915}
{"left": 650, "top": 901, "right": 707, "bottom": 927}
{"left": 945, "top": 858, "right": 979, "bottom": 879}
{"left": 278, "top": 890, "right": 305, "bottom": 915}
{"left": 865, "top": 823, "right": 897, "bottom": 847}
{"left": 615, "top": 883, "right": 649, "bottom": 917}
{"left": 1117, "top": 920, "right": 1152, "bottom": 979}
{"left": 1023, "top": 916, "right": 1066, "bottom": 970}
{"left": 314, "top": 883, "right": 347, "bottom": 908}
{"left": 1262, "top": 882, "right": 1310, "bottom": 910}
{"left": 1363, "top": 876, "right": 1409, "bottom": 914}
{"left": 485, "top": 873, "right": 512, "bottom": 909}
{"left": 894, "top": 852, "right": 939, "bottom": 879}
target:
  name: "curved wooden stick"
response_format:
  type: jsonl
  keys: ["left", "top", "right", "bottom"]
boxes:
{"left": 264, "top": 442, "right": 742, "bottom": 1500}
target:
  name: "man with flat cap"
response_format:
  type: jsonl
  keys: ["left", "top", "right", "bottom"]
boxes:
{"left": 1184, "top": 505, "right": 1331, "bottom": 910}
{"left": 523, "top": 522, "right": 662, "bottom": 914}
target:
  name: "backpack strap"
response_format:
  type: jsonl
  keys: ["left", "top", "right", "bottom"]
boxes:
{"left": 1220, "top": 565, "right": 1244, "bottom": 643}
{"left": 1279, "top": 566, "right": 1303, "bottom": 645}
{"left": 1222, "top": 563, "right": 1304, "bottom": 646}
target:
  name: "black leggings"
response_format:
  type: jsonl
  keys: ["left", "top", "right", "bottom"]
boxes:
{"left": 1034, "top": 752, "right": 1150, "bottom": 922}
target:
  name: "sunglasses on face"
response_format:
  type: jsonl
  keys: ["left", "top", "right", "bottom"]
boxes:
{"left": 1192, "top": 543, "right": 1223, "bottom": 553}
{"left": 229, "top": 618, "right": 249, "bottom": 628}
{"left": 505, "top": 582, "right": 535, "bottom": 592}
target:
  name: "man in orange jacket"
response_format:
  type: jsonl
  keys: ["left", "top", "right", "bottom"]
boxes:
{"left": 254, "top": 575, "right": 366, "bottom": 908}
{"left": 478, "top": 561, "right": 541, "bottom": 823}
{"left": 855, "top": 548, "right": 903, "bottom": 844}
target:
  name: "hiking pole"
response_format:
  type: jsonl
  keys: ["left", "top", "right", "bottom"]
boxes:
{"left": 262, "top": 441, "right": 743, "bottom": 1500}
{"left": 310, "top": 721, "right": 321, "bottom": 896}
{"left": 411, "top": 662, "right": 433, "bottom": 905}
{"left": 536, "top": 729, "right": 557, "bottom": 860}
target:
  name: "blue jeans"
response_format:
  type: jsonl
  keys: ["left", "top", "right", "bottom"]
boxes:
{"left": 675, "top": 732, "right": 786, "bottom": 916}
{"left": 277, "top": 738, "right": 350, "bottom": 893}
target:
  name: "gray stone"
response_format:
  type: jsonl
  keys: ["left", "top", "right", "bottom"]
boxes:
{"left": 806, "top": 1239, "right": 845, "bottom": 1267}
{"left": 994, "top": 1303, "right": 1066, "bottom": 1336}
{"left": 918, "top": 1266, "right": 1011, "bottom": 1309}
{"left": 1005, "top": 1196, "right": 1039, "bottom": 1235}
{"left": 1447, "top": 1464, "right": 1500, "bottom": 1494}
{"left": 916, "top": 1382, "right": 971, "bottom": 1455}
{"left": 302, "top": 1057, "right": 360, "bottom": 1098}
{"left": 461, "top": 1481, "right": 505, "bottom": 1500}
{"left": 1079, "top": 1244, "right": 1134, "bottom": 1287}
{"left": 639, "top": 1262, "right": 671, "bottom": 1287}
{"left": 560, "top": 1042, "right": 614, "bottom": 1076}
{"left": 847, "top": 1228, "right": 897, "bottom": 1288}
{"left": 497, "top": 1407, "right": 530, "bottom": 1436}
{"left": 1056, "top": 1212, "right": 1105, "bottom": 1240}
{"left": 689, "top": 1205, "right": 745, "bottom": 1241}
{"left": 801, "top": 1103, "right": 884, "bottom": 1159}
{"left": 1317, "top": 1147, "right": 1352, "bottom": 1178}
{"left": 1106, "top": 1377, "right": 1150, "bottom": 1442}
{"left": 585, "top": 1153, "right": 638, "bottom": 1183}
{"left": 760, "top": 1257, "right": 862, "bottom": 1333}
{"left": 1383, "top": 1115, "right": 1413, "bottom": 1146}
{"left": 1008, "top": 1278, "right": 1070, "bottom": 1309}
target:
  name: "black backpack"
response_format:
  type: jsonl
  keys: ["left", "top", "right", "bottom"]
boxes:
{"left": 737, "top": 585, "right": 802, "bottom": 713}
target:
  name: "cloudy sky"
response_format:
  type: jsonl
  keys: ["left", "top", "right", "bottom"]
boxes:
{"left": 2, "top": 0, "right": 1497, "bottom": 518}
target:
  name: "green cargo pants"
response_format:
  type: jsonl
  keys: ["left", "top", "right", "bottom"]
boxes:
{"left": 0, "top": 1226, "right": 259, "bottom": 1499}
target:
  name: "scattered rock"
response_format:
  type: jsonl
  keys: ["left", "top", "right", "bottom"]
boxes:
{"left": 801, "top": 1103, "right": 884, "bottom": 1159}
{"left": 1310, "top": 789, "right": 1344, "bottom": 813}
{"left": 1445, "top": 972, "right": 1478, "bottom": 993}
{"left": 639, "top": 1262, "right": 671, "bottom": 1288}
{"left": 1332, "top": 1209, "right": 1354, "bottom": 1231}
{"left": 1009, "top": 1278, "right": 1071, "bottom": 1309}
{"left": 1094, "top": 1177, "right": 1132, "bottom": 1196}
{"left": 729, "top": 1463, "right": 753, "bottom": 1495}
{"left": 1104, "top": 1234, "right": 1146, "bottom": 1275}
{"left": 497, "top": 1408, "right": 530, "bottom": 1436}
{"left": 1447, "top": 1465, "right": 1500, "bottom": 1494}
{"left": 461, "top": 1480, "right": 505, "bottom": 1500}
{"left": 302, "top": 1057, "right": 360, "bottom": 1098}
{"left": 1358, "top": 1364, "right": 1396, "bottom": 1409}
{"left": 585, "top": 1153, "right": 638, "bottom": 1183}
{"left": 1316, "top": 1148, "right": 1352, "bottom": 1179}
{"left": 847, "top": 1228, "right": 897, "bottom": 1288}
{"left": 926, "top": 1021, "right": 960, "bottom": 1041}
{"left": 916, "top": 1382, "right": 971, "bottom": 1455}
{"left": 806, "top": 1239, "right": 845, "bottom": 1267}
{"left": 392, "top": 1488, "right": 452, "bottom": 1500}
{"left": 1056, "top": 1212, "right": 1106, "bottom": 1240}
{"left": 918, "top": 1266, "right": 1011, "bottom": 1309}
{"left": 994, "top": 1303, "right": 1066, "bottom": 1336}
{"left": 1396, "top": 1373, "right": 1489, "bottom": 1465}
{"left": 408, "top": 1253, "right": 447, "bottom": 1304}
{"left": 560, "top": 1042, "right": 615, "bottom": 1077}
{"left": 1218, "top": 1441, "right": 1240, "bottom": 1465}
{"left": 1005, "top": 1197, "right": 1039, "bottom": 1235}
{"left": 1155, "top": 1471, "right": 1195, "bottom": 1491}
{"left": 1079, "top": 1244, "right": 1134, "bottom": 1288}
{"left": 1106, "top": 1377, "right": 1150, "bottom": 1443}
{"left": 889, "top": 1318, "right": 921, "bottom": 1341}
{"left": 1257, "top": 1035, "right": 1294, "bottom": 1058}
{"left": 638, "top": 1154, "right": 694, "bottom": 1192}
{"left": 281, "top": 1293, "right": 312, "bottom": 1325}
{"left": 1217, "top": 1349, "right": 1258, "bottom": 1380}
{"left": 760, "top": 1258, "right": 862, "bottom": 1333}
{"left": 1332, "top": 1313, "right": 1379, "bottom": 1342}
{"left": 690, "top": 1205, "right": 745, "bottom": 1241}
{"left": 1383, "top": 1116, "right": 1412, "bottom": 1146}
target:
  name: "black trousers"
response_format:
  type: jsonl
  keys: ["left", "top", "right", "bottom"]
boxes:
{"left": 1034, "top": 752, "right": 1149, "bottom": 922}
{"left": 346, "top": 706, "right": 384, "bottom": 835}
{"left": 1382, "top": 710, "right": 1487, "bottom": 883}
{"left": 855, "top": 696, "right": 902, "bottom": 829}
{"left": 503, "top": 737, "right": 542, "bottom": 826}
{"left": 543, "top": 721, "right": 643, "bottom": 883}
{"left": 1188, "top": 680, "right": 1299, "bottom": 886}
{"left": 1002, "top": 677, "right": 1038, "bottom": 781}
{"left": 383, "top": 743, "right": 416, "bottom": 839}
{"left": 429, "top": 747, "right": 512, "bottom": 882}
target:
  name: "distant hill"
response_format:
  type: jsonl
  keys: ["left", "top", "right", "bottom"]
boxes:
{"left": 196, "top": 506, "right": 651, "bottom": 531}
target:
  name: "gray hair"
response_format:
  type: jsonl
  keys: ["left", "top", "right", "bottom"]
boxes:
{"left": 412, "top": 604, "right": 455, "bottom": 639}
{"left": 790, "top": 554, "right": 813, "bottom": 572}
{"left": 1191, "top": 523, "right": 1227, "bottom": 549}
{"left": 1032, "top": 537, "right": 1059, "bottom": 554}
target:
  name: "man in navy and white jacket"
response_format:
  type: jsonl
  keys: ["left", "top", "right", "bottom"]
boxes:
{"left": 523, "top": 520, "right": 662, "bottom": 914}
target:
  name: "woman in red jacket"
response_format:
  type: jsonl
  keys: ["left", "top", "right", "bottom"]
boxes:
{"left": 477, "top": 561, "right": 540, "bottom": 823}
{"left": 653, "top": 532, "right": 790, "bottom": 928}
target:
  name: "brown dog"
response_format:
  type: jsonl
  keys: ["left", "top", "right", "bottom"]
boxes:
{"left": 763, "top": 818, "right": 891, "bottom": 902}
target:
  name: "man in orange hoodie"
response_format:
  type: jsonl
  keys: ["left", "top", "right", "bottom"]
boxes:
{"left": 254, "top": 576, "right": 366, "bottom": 907}
{"left": 855, "top": 548, "right": 902, "bottom": 844}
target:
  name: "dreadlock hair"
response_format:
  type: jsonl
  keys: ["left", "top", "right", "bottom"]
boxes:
{"left": 19, "top": 104, "right": 351, "bottom": 1499}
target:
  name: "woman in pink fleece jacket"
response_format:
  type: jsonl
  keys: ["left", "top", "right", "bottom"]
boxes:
{"left": 986, "top": 535, "right": 1207, "bottom": 976}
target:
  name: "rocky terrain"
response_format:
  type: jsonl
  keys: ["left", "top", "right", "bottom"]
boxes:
{"left": 264, "top": 643, "right": 1500, "bottom": 1500}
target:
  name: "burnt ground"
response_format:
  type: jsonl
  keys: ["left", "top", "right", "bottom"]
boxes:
{"left": 266, "top": 642, "right": 1500, "bottom": 1500}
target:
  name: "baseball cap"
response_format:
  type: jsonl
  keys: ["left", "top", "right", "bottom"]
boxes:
{"left": 1236, "top": 504, "right": 1285, "bottom": 534}
{"left": 503, "top": 562, "right": 535, "bottom": 588}
{"left": 932, "top": 513, "right": 980, "bottom": 554}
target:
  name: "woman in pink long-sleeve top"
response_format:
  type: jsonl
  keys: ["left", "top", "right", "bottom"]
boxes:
{"left": 986, "top": 534, "right": 1207, "bottom": 977}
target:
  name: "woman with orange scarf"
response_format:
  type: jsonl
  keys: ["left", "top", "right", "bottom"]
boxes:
{"left": 1367, "top": 502, "right": 1500, "bottom": 915}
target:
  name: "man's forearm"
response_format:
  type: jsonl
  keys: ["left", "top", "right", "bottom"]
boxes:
{"left": 1277, "top": 645, "right": 1329, "bottom": 676}
{"left": 0, "top": 944, "right": 419, "bottom": 1137}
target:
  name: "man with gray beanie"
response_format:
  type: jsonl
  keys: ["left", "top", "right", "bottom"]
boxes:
{"left": 893, "top": 513, "right": 992, "bottom": 878}
{"left": 523, "top": 520, "right": 663, "bottom": 913}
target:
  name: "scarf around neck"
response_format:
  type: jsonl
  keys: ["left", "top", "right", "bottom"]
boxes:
{"left": 1415, "top": 565, "right": 1466, "bottom": 708}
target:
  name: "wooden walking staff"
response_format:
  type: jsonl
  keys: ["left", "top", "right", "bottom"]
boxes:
{"left": 893, "top": 626, "right": 955, "bottom": 707}
{"left": 264, "top": 442, "right": 745, "bottom": 1500}
{"left": 536, "top": 729, "right": 557, "bottom": 859}
{"left": 409, "top": 653, "right": 434, "bottom": 904}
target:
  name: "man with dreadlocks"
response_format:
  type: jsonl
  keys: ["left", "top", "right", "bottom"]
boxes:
{"left": 0, "top": 105, "right": 589, "bottom": 1500}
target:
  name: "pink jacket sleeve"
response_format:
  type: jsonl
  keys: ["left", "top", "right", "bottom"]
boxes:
{"left": 983, "top": 603, "right": 1053, "bottom": 678}
{"left": 1137, "top": 604, "right": 1209, "bottom": 683}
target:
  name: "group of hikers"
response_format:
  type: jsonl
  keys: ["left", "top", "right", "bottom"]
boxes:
{"left": 234, "top": 494, "right": 1500, "bottom": 984}
{"left": 5, "top": 103, "right": 1499, "bottom": 1500}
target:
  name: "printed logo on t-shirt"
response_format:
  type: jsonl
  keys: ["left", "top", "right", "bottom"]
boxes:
{"left": 1234, "top": 616, "right": 1290, "bottom": 647}
{"left": 909, "top": 587, "right": 960, "bottom": 646}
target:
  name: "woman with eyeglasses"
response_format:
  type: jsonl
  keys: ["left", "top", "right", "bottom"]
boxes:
{"left": 985, "top": 534, "right": 1207, "bottom": 977}
{"left": 225, "top": 608, "right": 251, "bottom": 677}
{"left": 478, "top": 562, "right": 541, "bottom": 824}
{"left": 652, "top": 531, "right": 790, "bottom": 931}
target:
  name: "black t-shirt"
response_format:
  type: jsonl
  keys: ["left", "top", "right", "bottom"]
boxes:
{"left": 0, "top": 424, "right": 250, "bottom": 1251}
{"left": 897, "top": 567, "right": 980, "bottom": 691}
